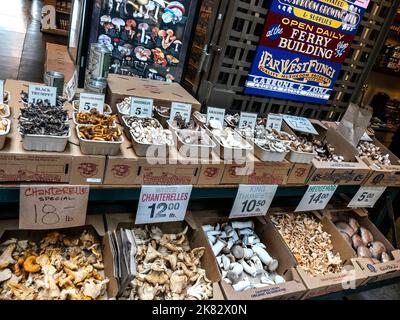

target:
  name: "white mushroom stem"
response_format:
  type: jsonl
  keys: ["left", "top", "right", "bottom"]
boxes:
{"left": 226, "top": 238, "right": 235, "bottom": 250}
{"left": 155, "top": 5, "right": 161, "bottom": 21}
{"left": 232, "top": 279, "right": 251, "bottom": 292}
{"left": 229, "top": 262, "right": 244, "bottom": 276}
{"left": 139, "top": 5, "right": 144, "bottom": 15}
{"left": 243, "top": 248, "right": 254, "bottom": 260}
{"left": 252, "top": 245, "right": 273, "bottom": 266}
{"left": 274, "top": 275, "right": 286, "bottom": 284}
{"left": 202, "top": 225, "right": 214, "bottom": 232}
{"left": 212, "top": 238, "right": 226, "bottom": 256}
{"left": 231, "top": 220, "right": 254, "bottom": 230}
{"left": 141, "top": 28, "right": 146, "bottom": 43}
{"left": 221, "top": 255, "right": 231, "bottom": 271}
{"left": 250, "top": 255, "right": 264, "bottom": 275}
{"left": 240, "top": 260, "right": 257, "bottom": 277}
{"left": 268, "top": 259, "right": 279, "bottom": 272}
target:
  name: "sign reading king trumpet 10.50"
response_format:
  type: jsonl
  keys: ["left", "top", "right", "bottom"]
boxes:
{"left": 244, "top": 0, "right": 370, "bottom": 104}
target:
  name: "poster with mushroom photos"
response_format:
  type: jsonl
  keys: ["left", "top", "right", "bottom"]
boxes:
{"left": 98, "top": 0, "right": 198, "bottom": 82}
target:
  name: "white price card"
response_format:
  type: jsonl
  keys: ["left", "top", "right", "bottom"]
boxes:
{"left": 230, "top": 185, "right": 278, "bottom": 219}
{"left": 130, "top": 97, "right": 153, "bottom": 118}
{"left": 28, "top": 84, "right": 57, "bottom": 106}
{"left": 0, "top": 80, "right": 4, "bottom": 104}
{"left": 266, "top": 114, "right": 283, "bottom": 131}
{"left": 65, "top": 69, "right": 78, "bottom": 102}
{"left": 239, "top": 112, "right": 258, "bottom": 130}
{"left": 206, "top": 107, "right": 225, "bottom": 126}
{"left": 348, "top": 186, "right": 386, "bottom": 208}
{"left": 170, "top": 102, "right": 192, "bottom": 123}
{"left": 19, "top": 185, "right": 89, "bottom": 230}
{"left": 136, "top": 185, "right": 193, "bottom": 224}
{"left": 283, "top": 115, "right": 318, "bottom": 135}
{"left": 295, "top": 185, "right": 337, "bottom": 212}
{"left": 79, "top": 93, "right": 105, "bottom": 113}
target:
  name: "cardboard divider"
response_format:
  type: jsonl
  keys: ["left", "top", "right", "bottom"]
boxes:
{"left": 265, "top": 211, "right": 367, "bottom": 299}
{"left": 103, "top": 213, "right": 222, "bottom": 300}
{"left": 186, "top": 210, "right": 307, "bottom": 300}
{"left": 323, "top": 208, "right": 400, "bottom": 284}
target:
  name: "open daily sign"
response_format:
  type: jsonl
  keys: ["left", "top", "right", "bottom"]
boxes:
{"left": 19, "top": 185, "right": 89, "bottom": 230}
{"left": 28, "top": 85, "right": 57, "bottom": 106}
{"left": 136, "top": 185, "right": 193, "bottom": 224}
{"left": 283, "top": 115, "right": 318, "bottom": 135}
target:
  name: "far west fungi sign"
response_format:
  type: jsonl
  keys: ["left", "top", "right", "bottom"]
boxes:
{"left": 244, "top": 0, "right": 370, "bottom": 104}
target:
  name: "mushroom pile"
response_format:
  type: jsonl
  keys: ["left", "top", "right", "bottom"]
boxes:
{"left": 0, "top": 231, "right": 108, "bottom": 300}
{"left": 203, "top": 221, "right": 285, "bottom": 292}
{"left": 128, "top": 116, "right": 174, "bottom": 145}
{"left": 120, "top": 226, "right": 213, "bottom": 300}
{"left": 271, "top": 213, "right": 343, "bottom": 277}
{"left": 334, "top": 218, "right": 392, "bottom": 263}
{"left": 357, "top": 141, "right": 391, "bottom": 166}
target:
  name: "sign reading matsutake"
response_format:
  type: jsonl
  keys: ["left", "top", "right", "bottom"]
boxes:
{"left": 244, "top": 0, "right": 370, "bottom": 104}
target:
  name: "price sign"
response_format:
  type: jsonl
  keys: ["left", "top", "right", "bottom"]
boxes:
{"left": 239, "top": 112, "right": 258, "bottom": 130}
{"left": 130, "top": 97, "right": 153, "bottom": 118}
{"left": 360, "top": 132, "right": 373, "bottom": 142}
{"left": 266, "top": 114, "right": 283, "bottom": 131}
{"left": 19, "top": 185, "right": 89, "bottom": 230}
{"left": 79, "top": 93, "right": 105, "bottom": 113}
{"left": 283, "top": 115, "right": 318, "bottom": 135}
{"left": 206, "top": 107, "right": 225, "bottom": 126}
{"left": 65, "top": 69, "right": 78, "bottom": 102}
{"left": 170, "top": 102, "right": 192, "bottom": 123}
{"left": 0, "top": 80, "right": 4, "bottom": 104}
{"left": 230, "top": 185, "right": 278, "bottom": 219}
{"left": 348, "top": 187, "right": 386, "bottom": 208}
{"left": 136, "top": 185, "right": 193, "bottom": 224}
{"left": 28, "top": 84, "right": 57, "bottom": 106}
{"left": 295, "top": 185, "right": 337, "bottom": 212}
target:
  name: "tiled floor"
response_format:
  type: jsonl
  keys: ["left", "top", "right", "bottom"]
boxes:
{"left": 0, "top": 0, "right": 67, "bottom": 82}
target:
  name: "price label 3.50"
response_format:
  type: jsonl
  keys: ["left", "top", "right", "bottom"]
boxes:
{"left": 348, "top": 186, "right": 386, "bottom": 208}
{"left": 295, "top": 185, "right": 337, "bottom": 212}
{"left": 136, "top": 185, "right": 193, "bottom": 224}
{"left": 230, "top": 185, "right": 278, "bottom": 219}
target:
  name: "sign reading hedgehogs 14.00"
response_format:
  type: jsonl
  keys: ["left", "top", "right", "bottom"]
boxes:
{"left": 244, "top": 0, "right": 370, "bottom": 104}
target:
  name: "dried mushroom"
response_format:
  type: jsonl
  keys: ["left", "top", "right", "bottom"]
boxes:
{"left": 75, "top": 110, "right": 117, "bottom": 127}
{"left": 271, "top": 213, "right": 343, "bottom": 277}
{"left": 203, "top": 221, "right": 285, "bottom": 292}
{"left": 19, "top": 102, "right": 69, "bottom": 136}
{"left": 0, "top": 231, "right": 108, "bottom": 300}
{"left": 121, "top": 226, "right": 213, "bottom": 300}
{"left": 127, "top": 116, "right": 174, "bottom": 146}
{"left": 78, "top": 125, "right": 122, "bottom": 142}
{"left": 357, "top": 141, "right": 391, "bottom": 166}
{"left": 0, "top": 119, "right": 9, "bottom": 133}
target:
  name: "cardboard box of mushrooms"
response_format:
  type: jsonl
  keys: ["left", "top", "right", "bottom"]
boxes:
{"left": 325, "top": 208, "right": 400, "bottom": 283}
{"left": 187, "top": 211, "right": 307, "bottom": 300}
{"left": 267, "top": 211, "right": 367, "bottom": 299}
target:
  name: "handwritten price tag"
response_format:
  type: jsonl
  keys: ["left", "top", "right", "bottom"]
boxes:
{"left": 239, "top": 112, "right": 258, "bottom": 130}
{"left": 266, "top": 114, "right": 283, "bottom": 131}
{"left": 207, "top": 107, "right": 225, "bottom": 126}
{"left": 295, "top": 185, "right": 337, "bottom": 212}
{"left": 19, "top": 185, "right": 89, "bottom": 230}
{"left": 130, "top": 97, "right": 153, "bottom": 118}
{"left": 0, "top": 80, "right": 4, "bottom": 104}
{"left": 28, "top": 84, "right": 57, "bottom": 106}
{"left": 283, "top": 115, "right": 318, "bottom": 135}
{"left": 170, "top": 102, "right": 192, "bottom": 123}
{"left": 136, "top": 185, "right": 193, "bottom": 224}
{"left": 65, "top": 69, "right": 78, "bottom": 102}
{"left": 348, "top": 186, "right": 386, "bottom": 208}
{"left": 79, "top": 93, "right": 105, "bottom": 113}
{"left": 230, "top": 185, "right": 278, "bottom": 219}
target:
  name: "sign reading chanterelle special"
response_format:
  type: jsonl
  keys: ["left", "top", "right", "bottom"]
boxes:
{"left": 244, "top": 0, "right": 370, "bottom": 104}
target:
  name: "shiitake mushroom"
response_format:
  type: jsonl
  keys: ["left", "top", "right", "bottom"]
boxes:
{"left": 335, "top": 222, "right": 355, "bottom": 238}
{"left": 360, "top": 227, "right": 374, "bottom": 246}
{"left": 352, "top": 234, "right": 363, "bottom": 249}
{"left": 349, "top": 218, "right": 360, "bottom": 234}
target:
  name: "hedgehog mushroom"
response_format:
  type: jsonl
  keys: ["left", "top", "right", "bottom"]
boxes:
{"left": 0, "top": 243, "right": 16, "bottom": 269}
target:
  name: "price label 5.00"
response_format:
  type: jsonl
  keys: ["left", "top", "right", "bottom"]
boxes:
{"left": 295, "top": 185, "right": 337, "bottom": 212}
{"left": 348, "top": 186, "right": 386, "bottom": 208}
{"left": 136, "top": 185, "right": 193, "bottom": 224}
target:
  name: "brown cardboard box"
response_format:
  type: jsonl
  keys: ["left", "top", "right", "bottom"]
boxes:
{"left": 103, "top": 213, "right": 222, "bottom": 299}
{"left": 106, "top": 74, "right": 201, "bottom": 111}
{"left": 287, "top": 163, "right": 313, "bottom": 185}
{"left": 136, "top": 148, "right": 201, "bottom": 185}
{"left": 221, "top": 154, "right": 293, "bottom": 185}
{"left": 186, "top": 211, "right": 307, "bottom": 300}
{"left": 361, "top": 138, "right": 400, "bottom": 186}
{"left": 325, "top": 209, "right": 400, "bottom": 284}
{"left": 103, "top": 137, "right": 139, "bottom": 185}
{"left": 308, "top": 129, "right": 371, "bottom": 185}
{"left": 267, "top": 211, "right": 367, "bottom": 299}
{"left": 0, "top": 80, "right": 72, "bottom": 183}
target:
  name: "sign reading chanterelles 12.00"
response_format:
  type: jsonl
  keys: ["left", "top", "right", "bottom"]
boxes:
{"left": 244, "top": 0, "right": 370, "bottom": 104}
